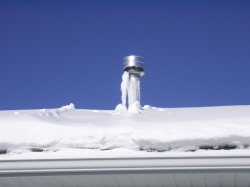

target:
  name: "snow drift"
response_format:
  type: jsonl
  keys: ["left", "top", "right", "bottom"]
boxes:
{"left": 1, "top": 104, "right": 250, "bottom": 158}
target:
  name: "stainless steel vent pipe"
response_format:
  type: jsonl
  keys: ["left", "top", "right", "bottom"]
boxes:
{"left": 123, "top": 55, "right": 145, "bottom": 107}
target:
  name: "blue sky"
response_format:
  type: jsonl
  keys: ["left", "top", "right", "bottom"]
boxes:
{"left": 0, "top": 0, "right": 250, "bottom": 110}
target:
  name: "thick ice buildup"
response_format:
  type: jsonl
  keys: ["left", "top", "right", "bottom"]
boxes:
{"left": 128, "top": 100, "right": 142, "bottom": 113}
{"left": 128, "top": 76, "right": 140, "bottom": 107}
{"left": 121, "top": 71, "right": 129, "bottom": 106}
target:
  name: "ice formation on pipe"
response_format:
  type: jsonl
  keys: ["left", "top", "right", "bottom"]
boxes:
{"left": 121, "top": 55, "right": 144, "bottom": 111}
{"left": 120, "top": 70, "right": 141, "bottom": 112}
{"left": 128, "top": 75, "right": 140, "bottom": 107}
{"left": 121, "top": 71, "right": 129, "bottom": 106}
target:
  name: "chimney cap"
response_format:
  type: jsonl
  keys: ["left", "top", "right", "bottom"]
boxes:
{"left": 123, "top": 55, "right": 144, "bottom": 71}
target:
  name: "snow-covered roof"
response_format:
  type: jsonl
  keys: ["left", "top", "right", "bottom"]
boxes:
{"left": 1, "top": 104, "right": 250, "bottom": 159}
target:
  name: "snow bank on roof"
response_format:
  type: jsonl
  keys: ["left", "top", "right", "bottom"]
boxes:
{"left": 1, "top": 104, "right": 250, "bottom": 158}
{"left": 56, "top": 103, "right": 75, "bottom": 113}
{"left": 115, "top": 104, "right": 127, "bottom": 113}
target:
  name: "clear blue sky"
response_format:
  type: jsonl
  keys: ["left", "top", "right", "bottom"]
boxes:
{"left": 1, "top": 0, "right": 250, "bottom": 110}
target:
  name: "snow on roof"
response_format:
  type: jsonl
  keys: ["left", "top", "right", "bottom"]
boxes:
{"left": 1, "top": 104, "right": 250, "bottom": 159}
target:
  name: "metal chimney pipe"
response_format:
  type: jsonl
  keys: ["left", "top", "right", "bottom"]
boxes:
{"left": 123, "top": 55, "right": 145, "bottom": 107}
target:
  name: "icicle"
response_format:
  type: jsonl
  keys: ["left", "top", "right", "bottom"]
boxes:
{"left": 121, "top": 71, "right": 130, "bottom": 106}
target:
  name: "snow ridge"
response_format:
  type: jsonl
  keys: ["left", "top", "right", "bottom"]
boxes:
{"left": 1, "top": 104, "right": 250, "bottom": 157}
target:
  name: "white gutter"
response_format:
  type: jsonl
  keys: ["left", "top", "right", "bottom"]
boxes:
{"left": 1, "top": 156, "right": 250, "bottom": 175}
{"left": 1, "top": 156, "right": 250, "bottom": 187}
